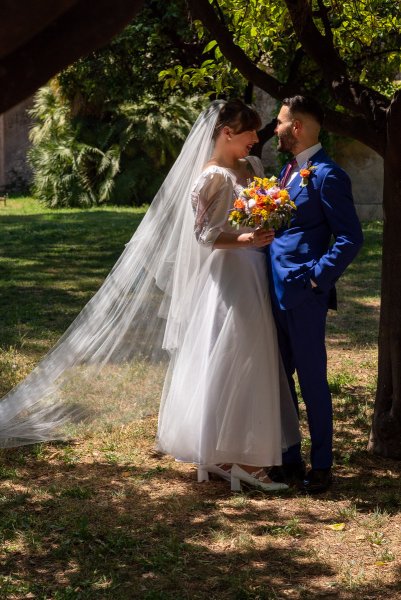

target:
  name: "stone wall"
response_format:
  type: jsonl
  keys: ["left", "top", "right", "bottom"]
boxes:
{"left": 333, "top": 138, "right": 383, "bottom": 220}
{"left": 254, "top": 89, "right": 383, "bottom": 220}
{"left": 0, "top": 97, "right": 33, "bottom": 194}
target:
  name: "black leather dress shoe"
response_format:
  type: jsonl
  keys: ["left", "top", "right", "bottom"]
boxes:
{"left": 302, "top": 468, "right": 333, "bottom": 494}
{"left": 266, "top": 462, "right": 306, "bottom": 485}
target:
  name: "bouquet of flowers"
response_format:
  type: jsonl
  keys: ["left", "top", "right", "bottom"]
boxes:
{"left": 228, "top": 176, "right": 296, "bottom": 231}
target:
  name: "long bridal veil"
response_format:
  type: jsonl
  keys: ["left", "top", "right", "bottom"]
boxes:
{"left": 0, "top": 101, "right": 224, "bottom": 447}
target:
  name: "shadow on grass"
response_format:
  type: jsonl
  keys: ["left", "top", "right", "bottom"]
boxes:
{"left": 0, "top": 210, "right": 144, "bottom": 352}
{"left": 0, "top": 209, "right": 393, "bottom": 598}
{"left": 0, "top": 445, "right": 400, "bottom": 600}
{"left": 327, "top": 222, "right": 382, "bottom": 348}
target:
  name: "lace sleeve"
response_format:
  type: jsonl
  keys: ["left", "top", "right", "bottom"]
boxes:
{"left": 191, "top": 169, "right": 234, "bottom": 247}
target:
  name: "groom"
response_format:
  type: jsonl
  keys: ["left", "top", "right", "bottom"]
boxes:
{"left": 267, "top": 95, "right": 363, "bottom": 494}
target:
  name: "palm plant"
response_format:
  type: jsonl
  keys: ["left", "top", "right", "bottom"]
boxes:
{"left": 29, "top": 85, "right": 202, "bottom": 208}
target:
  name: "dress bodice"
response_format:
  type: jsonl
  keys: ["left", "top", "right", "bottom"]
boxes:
{"left": 191, "top": 155, "right": 264, "bottom": 247}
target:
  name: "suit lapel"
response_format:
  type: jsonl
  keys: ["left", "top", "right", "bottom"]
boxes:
{"left": 287, "top": 148, "right": 329, "bottom": 203}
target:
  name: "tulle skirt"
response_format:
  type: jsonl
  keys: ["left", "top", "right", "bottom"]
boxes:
{"left": 156, "top": 247, "right": 300, "bottom": 466}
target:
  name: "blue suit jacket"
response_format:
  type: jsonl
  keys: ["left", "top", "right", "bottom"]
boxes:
{"left": 269, "top": 148, "right": 364, "bottom": 310}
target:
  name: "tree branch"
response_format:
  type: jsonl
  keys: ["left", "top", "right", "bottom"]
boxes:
{"left": 284, "top": 0, "right": 389, "bottom": 123}
{"left": 0, "top": 0, "right": 79, "bottom": 58}
{"left": 188, "top": 0, "right": 385, "bottom": 154}
{"left": 350, "top": 47, "right": 401, "bottom": 69}
{"left": 324, "top": 108, "right": 385, "bottom": 157}
{"left": 315, "top": 0, "right": 334, "bottom": 45}
{"left": 0, "top": 0, "right": 145, "bottom": 114}
{"left": 287, "top": 46, "right": 306, "bottom": 84}
{"left": 211, "top": 0, "right": 227, "bottom": 25}
{"left": 186, "top": 0, "right": 296, "bottom": 99}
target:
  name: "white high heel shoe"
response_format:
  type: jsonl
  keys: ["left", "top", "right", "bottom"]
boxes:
{"left": 197, "top": 464, "right": 231, "bottom": 483}
{"left": 230, "top": 464, "right": 288, "bottom": 492}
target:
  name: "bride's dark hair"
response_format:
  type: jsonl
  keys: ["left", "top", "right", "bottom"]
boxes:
{"left": 213, "top": 99, "right": 261, "bottom": 140}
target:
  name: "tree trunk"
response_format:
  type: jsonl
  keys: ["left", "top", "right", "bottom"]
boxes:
{"left": 368, "top": 91, "right": 401, "bottom": 458}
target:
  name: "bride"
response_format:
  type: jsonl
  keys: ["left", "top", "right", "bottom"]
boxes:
{"left": 0, "top": 99, "right": 299, "bottom": 492}
{"left": 157, "top": 100, "right": 299, "bottom": 491}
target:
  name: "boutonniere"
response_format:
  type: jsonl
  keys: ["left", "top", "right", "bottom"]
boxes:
{"left": 299, "top": 161, "right": 317, "bottom": 187}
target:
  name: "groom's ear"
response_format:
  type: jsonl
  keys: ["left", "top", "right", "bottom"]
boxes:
{"left": 292, "top": 118, "right": 305, "bottom": 141}
{"left": 292, "top": 118, "right": 302, "bottom": 134}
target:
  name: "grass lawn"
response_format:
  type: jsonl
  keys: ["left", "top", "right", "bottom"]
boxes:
{"left": 0, "top": 199, "right": 399, "bottom": 600}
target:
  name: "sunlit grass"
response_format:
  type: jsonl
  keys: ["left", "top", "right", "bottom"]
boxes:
{"left": 0, "top": 206, "right": 399, "bottom": 599}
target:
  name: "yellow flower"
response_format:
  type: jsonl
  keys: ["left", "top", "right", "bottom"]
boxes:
{"left": 279, "top": 190, "right": 290, "bottom": 204}
{"left": 229, "top": 210, "right": 242, "bottom": 221}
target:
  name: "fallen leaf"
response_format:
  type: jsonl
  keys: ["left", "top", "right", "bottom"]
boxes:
{"left": 121, "top": 471, "right": 132, "bottom": 477}
{"left": 327, "top": 523, "right": 346, "bottom": 531}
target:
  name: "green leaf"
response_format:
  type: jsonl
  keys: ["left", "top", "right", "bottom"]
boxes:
{"left": 201, "top": 59, "right": 215, "bottom": 68}
{"left": 203, "top": 40, "right": 218, "bottom": 53}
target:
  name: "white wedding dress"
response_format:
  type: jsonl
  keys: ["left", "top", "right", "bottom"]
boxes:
{"left": 156, "top": 156, "right": 300, "bottom": 466}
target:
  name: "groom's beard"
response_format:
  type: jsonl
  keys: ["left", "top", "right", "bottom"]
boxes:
{"left": 277, "top": 130, "right": 297, "bottom": 154}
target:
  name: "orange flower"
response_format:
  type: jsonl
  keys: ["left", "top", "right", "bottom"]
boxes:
{"left": 300, "top": 169, "right": 310, "bottom": 178}
{"left": 234, "top": 198, "right": 245, "bottom": 209}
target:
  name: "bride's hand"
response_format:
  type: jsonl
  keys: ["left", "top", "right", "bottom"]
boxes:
{"left": 251, "top": 228, "right": 275, "bottom": 247}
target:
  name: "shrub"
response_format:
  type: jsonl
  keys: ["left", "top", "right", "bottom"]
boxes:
{"left": 29, "top": 85, "right": 202, "bottom": 207}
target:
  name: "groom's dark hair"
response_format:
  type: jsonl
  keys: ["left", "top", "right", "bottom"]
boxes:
{"left": 282, "top": 95, "right": 324, "bottom": 126}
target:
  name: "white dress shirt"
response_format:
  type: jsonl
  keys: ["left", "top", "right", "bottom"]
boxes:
{"left": 287, "top": 142, "right": 322, "bottom": 186}
{"left": 288, "top": 142, "right": 322, "bottom": 288}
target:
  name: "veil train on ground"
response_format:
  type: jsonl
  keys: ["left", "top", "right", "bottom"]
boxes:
{"left": 0, "top": 102, "right": 224, "bottom": 447}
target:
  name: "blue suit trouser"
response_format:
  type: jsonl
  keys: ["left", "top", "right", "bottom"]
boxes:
{"left": 272, "top": 291, "right": 333, "bottom": 470}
